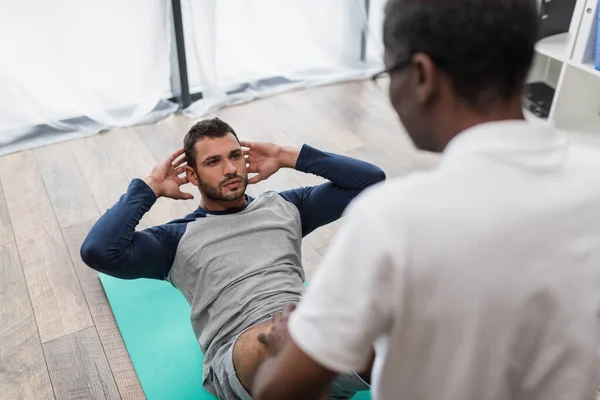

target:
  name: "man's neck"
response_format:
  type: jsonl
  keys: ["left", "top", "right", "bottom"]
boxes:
{"left": 199, "top": 195, "right": 248, "bottom": 212}
{"left": 437, "top": 97, "right": 525, "bottom": 151}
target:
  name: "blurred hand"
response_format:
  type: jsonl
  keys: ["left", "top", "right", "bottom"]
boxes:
{"left": 144, "top": 148, "right": 194, "bottom": 200}
{"left": 257, "top": 303, "right": 297, "bottom": 356}
{"left": 241, "top": 141, "right": 300, "bottom": 184}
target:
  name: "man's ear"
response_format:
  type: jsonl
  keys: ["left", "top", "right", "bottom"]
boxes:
{"left": 412, "top": 53, "right": 437, "bottom": 106}
{"left": 186, "top": 165, "right": 200, "bottom": 187}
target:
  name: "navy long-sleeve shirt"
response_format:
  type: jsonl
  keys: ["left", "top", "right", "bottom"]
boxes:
{"left": 81, "top": 144, "right": 385, "bottom": 280}
{"left": 80, "top": 144, "right": 385, "bottom": 395}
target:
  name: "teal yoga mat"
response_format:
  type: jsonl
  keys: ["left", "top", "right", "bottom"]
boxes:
{"left": 99, "top": 274, "right": 371, "bottom": 400}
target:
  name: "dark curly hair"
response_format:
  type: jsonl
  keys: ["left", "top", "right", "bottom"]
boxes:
{"left": 183, "top": 118, "right": 239, "bottom": 169}
{"left": 383, "top": 0, "right": 539, "bottom": 107}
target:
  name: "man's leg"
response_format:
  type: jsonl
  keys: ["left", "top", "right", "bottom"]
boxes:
{"left": 328, "top": 373, "right": 370, "bottom": 399}
{"left": 359, "top": 350, "right": 375, "bottom": 384}
{"left": 209, "top": 321, "right": 273, "bottom": 400}
{"left": 238, "top": 326, "right": 374, "bottom": 400}
{"left": 327, "top": 350, "right": 373, "bottom": 400}
{"left": 246, "top": 305, "right": 375, "bottom": 399}
{"left": 232, "top": 320, "right": 273, "bottom": 395}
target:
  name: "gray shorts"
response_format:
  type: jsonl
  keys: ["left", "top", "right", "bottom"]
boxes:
{"left": 207, "top": 336, "right": 370, "bottom": 400}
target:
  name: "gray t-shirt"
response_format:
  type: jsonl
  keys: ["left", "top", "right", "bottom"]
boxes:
{"left": 169, "top": 191, "right": 305, "bottom": 384}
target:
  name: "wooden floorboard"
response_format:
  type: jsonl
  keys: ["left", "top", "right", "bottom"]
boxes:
{"left": 100, "top": 128, "right": 193, "bottom": 225}
{"left": 133, "top": 123, "right": 201, "bottom": 215}
{"left": 301, "top": 241, "right": 324, "bottom": 282}
{"left": 0, "top": 180, "right": 13, "bottom": 246}
{"left": 68, "top": 134, "right": 133, "bottom": 216}
{"left": 0, "top": 242, "right": 54, "bottom": 400}
{"left": 68, "top": 133, "right": 153, "bottom": 231}
{"left": 62, "top": 222, "right": 145, "bottom": 400}
{"left": 134, "top": 120, "right": 184, "bottom": 157}
{"left": 34, "top": 142, "right": 100, "bottom": 228}
{"left": 43, "top": 327, "right": 120, "bottom": 400}
{"left": 309, "top": 82, "right": 434, "bottom": 167}
{"left": 0, "top": 151, "right": 93, "bottom": 344}
{"left": 277, "top": 88, "right": 367, "bottom": 153}
{"left": 345, "top": 144, "right": 410, "bottom": 178}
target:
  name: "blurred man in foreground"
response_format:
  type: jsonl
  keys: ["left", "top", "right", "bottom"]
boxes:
{"left": 253, "top": 1, "right": 600, "bottom": 399}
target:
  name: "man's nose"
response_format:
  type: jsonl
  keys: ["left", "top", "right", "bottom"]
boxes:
{"left": 223, "top": 159, "right": 237, "bottom": 176}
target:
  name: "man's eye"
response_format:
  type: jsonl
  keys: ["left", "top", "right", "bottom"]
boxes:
{"left": 208, "top": 160, "right": 218, "bottom": 166}
{"left": 232, "top": 153, "right": 241, "bottom": 160}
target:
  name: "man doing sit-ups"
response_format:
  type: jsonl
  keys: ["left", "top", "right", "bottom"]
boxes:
{"left": 80, "top": 117, "right": 385, "bottom": 399}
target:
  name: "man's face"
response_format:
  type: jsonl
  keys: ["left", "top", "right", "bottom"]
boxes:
{"left": 191, "top": 133, "right": 248, "bottom": 202}
{"left": 387, "top": 54, "right": 439, "bottom": 153}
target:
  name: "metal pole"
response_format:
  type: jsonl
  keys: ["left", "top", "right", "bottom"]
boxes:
{"left": 170, "top": 0, "right": 191, "bottom": 108}
{"left": 360, "top": 0, "right": 371, "bottom": 62}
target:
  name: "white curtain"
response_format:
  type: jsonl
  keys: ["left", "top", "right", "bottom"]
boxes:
{"left": 367, "top": 0, "right": 387, "bottom": 63}
{"left": 0, "top": 0, "right": 387, "bottom": 155}
{"left": 0, "top": 0, "right": 176, "bottom": 156}
{"left": 181, "top": 0, "right": 386, "bottom": 117}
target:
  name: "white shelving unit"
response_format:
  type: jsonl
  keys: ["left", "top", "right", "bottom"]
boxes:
{"left": 528, "top": 0, "right": 600, "bottom": 143}
{"left": 535, "top": 32, "right": 573, "bottom": 61}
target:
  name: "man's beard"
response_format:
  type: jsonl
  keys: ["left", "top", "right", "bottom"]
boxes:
{"left": 198, "top": 173, "right": 248, "bottom": 202}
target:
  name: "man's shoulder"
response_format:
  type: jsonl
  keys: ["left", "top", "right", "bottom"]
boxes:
{"left": 255, "top": 191, "right": 303, "bottom": 213}
{"left": 146, "top": 211, "right": 203, "bottom": 238}
{"left": 166, "top": 209, "right": 206, "bottom": 225}
{"left": 262, "top": 189, "right": 303, "bottom": 204}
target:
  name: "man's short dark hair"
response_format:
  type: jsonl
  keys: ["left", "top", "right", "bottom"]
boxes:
{"left": 383, "top": 0, "right": 539, "bottom": 106}
{"left": 184, "top": 118, "right": 239, "bottom": 169}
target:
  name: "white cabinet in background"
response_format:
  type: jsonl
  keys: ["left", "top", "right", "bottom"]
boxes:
{"left": 526, "top": 0, "right": 600, "bottom": 143}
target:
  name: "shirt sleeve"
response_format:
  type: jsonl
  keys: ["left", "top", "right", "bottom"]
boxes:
{"left": 279, "top": 145, "right": 386, "bottom": 236}
{"left": 288, "top": 194, "right": 402, "bottom": 373}
{"left": 80, "top": 179, "right": 184, "bottom": 280}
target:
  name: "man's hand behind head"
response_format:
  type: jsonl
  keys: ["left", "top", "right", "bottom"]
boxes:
{"left": 242, "top": 141, "right": 300, "bottom": 184}
{"left": 144, "top": 148, "right": 194, "bottom": 200}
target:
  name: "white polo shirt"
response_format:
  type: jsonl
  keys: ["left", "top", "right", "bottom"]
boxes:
{"left": 290, "top": 120, "right": 600, "bottom": 400}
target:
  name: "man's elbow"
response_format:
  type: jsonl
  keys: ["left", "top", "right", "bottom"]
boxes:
{"left": 362, "top": 165, "right": 386, "bottom": 189}
{"left": 80, "top": 237, "right": 102, "bottom": 268}
{"left": 80, "top": 236, "right": 119, "bottom": 275}
{"left": 371, "top": 167, "right": 386, "bottom": 185}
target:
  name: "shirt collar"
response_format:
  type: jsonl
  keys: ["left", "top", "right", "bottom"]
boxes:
{"left": 441, "top": 120, "right": 568, "bottom": 164}
{"left": 194, "top": 195, "right": 254, "bottom": 216}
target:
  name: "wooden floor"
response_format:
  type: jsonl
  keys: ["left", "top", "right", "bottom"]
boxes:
{"left": 0, "top": 81, "right": 439, "bottom": 399}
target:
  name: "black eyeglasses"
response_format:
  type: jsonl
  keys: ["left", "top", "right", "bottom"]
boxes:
{"left": 371, "top": 51, "right": 446, "bottom": 80}
{"left": 370, "top": 59, "right": 411, "bottom": 83}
